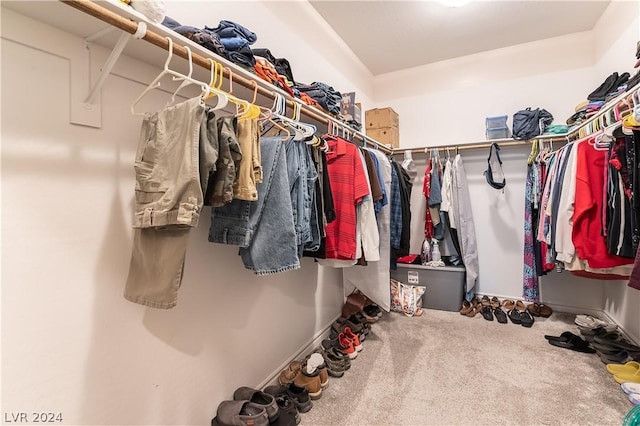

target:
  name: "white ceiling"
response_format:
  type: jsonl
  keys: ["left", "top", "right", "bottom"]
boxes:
{"left": 309, "top": 1, "right": 611, "bottom": 75}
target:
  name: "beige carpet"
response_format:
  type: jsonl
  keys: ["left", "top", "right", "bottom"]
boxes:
{"left": 300, "top": 309, "right": 634, "bottom": 426}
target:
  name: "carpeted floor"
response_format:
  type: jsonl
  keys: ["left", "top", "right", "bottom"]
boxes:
{"left": 300, "top": 309, "right": 634, "bottom": 426}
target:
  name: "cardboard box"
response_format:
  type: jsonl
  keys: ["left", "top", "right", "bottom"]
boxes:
{"left": 367, "top": 126, "right": 400, "bottom": 148}
{"left": 365, "top": 107, "right": 399, "bottom": 129}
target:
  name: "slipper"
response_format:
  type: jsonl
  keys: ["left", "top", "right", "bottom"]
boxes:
{"left": 607, "top": 361, "right": 640, "bottom": 375}
{"left": 547, "top": 338, "right": 596, "bottom": 353}
{"left": 515, "top": 300, "right": 527, "bottom": 312}
{"left": 480, "top": 295, "right": 491, "bottom": 307}
{"left": 520, "top": 311, "right": 535, "bottom": 328}
{"left": 481, "top": 306, "right": 494, "bottom": 321}
{"left": 630, "top": 393, "right": 640, "bottom": 405}
{"left": 527, "top": 303, "right": 541, "bottom": 317}
{"left": 459, "top": 300, "right": 473, "bottom": 315}
{"left": 622, "top": 382, "right": 640, "bottom": 395}
{"left": 593, "top": 342, "right": 627, "bottom": 354}
{"left": 508, "top": 309, "right": 522, "bottom": 324}
{"left": 494, "top": 308, "right": 508, "bottom": 324}
{"left": 544, "top": 332, "right": 590, "bottom": 347}
{"left": 614, "top": 369, "right": 640, "bottom": 384}
{"left": 538, "top": 303, "right": 553, "bottom": 317}
{"left": 490, "top": 296, "right": 501, "bottom": 309}
{"left": 502, "top": 299, "right": 515, "bottom": 311}
{"left": 574, "top": 315, "right": 616, "bottom": 331}
{"left": 598, "top": 350, "right": 630, "bottom": 364}
{"left": 578, "top": 326, "right": 608, "bottom": 336}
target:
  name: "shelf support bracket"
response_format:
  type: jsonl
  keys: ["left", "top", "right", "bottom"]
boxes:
{"left": 71, "top": 22, "right": 146, "bottom": 128}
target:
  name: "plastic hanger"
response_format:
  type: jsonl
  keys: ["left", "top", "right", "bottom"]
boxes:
{"left": 203, "top": 59, "right": 229, "bottom": 111}
{"left": 164, "top": 45, "right": 195, "bottom": 108}
{"left": 131, "top": 38, "right": 211, "bottom": 115}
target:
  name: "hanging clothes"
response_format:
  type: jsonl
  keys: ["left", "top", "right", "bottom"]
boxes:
{"left": 452, "top": 154, "right": 479, "bottom": 300}
{"left": 343, "top": 148, "right": 392, "bottom": 311}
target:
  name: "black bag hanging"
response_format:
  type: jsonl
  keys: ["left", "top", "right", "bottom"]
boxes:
{"left": 484, "top": 142, "right": 506, "bottom": 190}
{"left": 512, "top": 108, "right": 554, "bottom": 140}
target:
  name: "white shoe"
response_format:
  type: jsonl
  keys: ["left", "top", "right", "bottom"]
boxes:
{"left": 622, "top": 382, "right": 640, "bottom": 395}
{"left": 574, "top": 314, "right": 616, "bottom": 331}
{"left": 630, "top": 392, "right": 640, "bottom": 406}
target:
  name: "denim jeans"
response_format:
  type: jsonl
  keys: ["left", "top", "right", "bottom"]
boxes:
{"left": 125, "top": 96, "right": 205, "bottom": 309}
{"left": 210, "top": 136, "right": 300, "bottom": 275}
{"left": 284, "top": 139, "right": 317, "bottom": 251}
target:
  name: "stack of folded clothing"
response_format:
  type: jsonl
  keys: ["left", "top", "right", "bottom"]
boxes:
{"left": 205, "top": 20, "right": 258, "bottom": 68}
{"left": 588, "top": 72, "right": 630, "bottom": 102}
{"left": 252, "top": 48, "right": 296, "bottom": 85}
{"left": 294, "top": 82, "right": 342, "bottom": 116}
{"left": 253, "top": 57, "right": 296, "bottom": 97}
{"left": 162, "top": 16, "right": 227, "bottom": 59}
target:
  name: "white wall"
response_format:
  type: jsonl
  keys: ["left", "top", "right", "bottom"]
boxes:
{"left": 593, "top": 1, "right": 640, "bottom": 342}
{"left": 378, "top": 1, "right": 640, "bottom": 313}
{"left": 0, "top": 3, "right": 372, "bottom": 424}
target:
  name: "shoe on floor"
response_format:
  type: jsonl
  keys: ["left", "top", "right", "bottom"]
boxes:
{"left": 278, "top": 361, "right": 302, "bottom": 385}
{"left": 233, "top": 387, "right": 279, "bottom": 423}
{"left": 293, "top": 368, "right": 323, "bottom": 400}
{"left": 304, "top": 353, "right": 329, "bottom": 389}
{"left": 622, "top": 382, "right": 640, "bottom": 395}
{"left": 614, "top": 369, "right": 640, "bottom": 384}
{"left": 338, "top": 332, "right": 358, "bottom": 359}
{"left": 494, "top": 307, "right": 508, "bottom": 324}
{"left": 344, "top": 326, "right": 363, "bottom": 352}
{"left": 212, "top": 400, "right": 269, "bottom": 426}
{"left": 264, "top": 383, "right": 313, "bottom": 415}
{"left": 574, "top": 315, "right": 616, "bottom": 331}
{"left": 480, "top": 306, "right": 493, "bottom": 321}
{"left": 508, "top": 309, "right": 522, "bottom": 324}
{"left": 271, "top": 394, "right": 299, "bottom": 426}
{"left": 520, "top": 311, "right": 535, "bottom": 327}
{"left": 630, "top": 393, "right": 640, "bottom": 406}
{"left": 606, "top": 361, "right": 640, "bottom": 376}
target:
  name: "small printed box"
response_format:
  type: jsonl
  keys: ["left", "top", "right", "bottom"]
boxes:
{"left": 365, "top": 107, "right": 399, "bottom": 129}
{"left": 367, "top": 126, "right": 399, "bottom": 148}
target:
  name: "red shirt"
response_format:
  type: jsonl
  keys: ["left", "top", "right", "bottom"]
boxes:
{"left": 572, "top": 140, "right": 633, "bottom": 269}
{"left": 324, "top": 136, "right": 370, "bottom": 259}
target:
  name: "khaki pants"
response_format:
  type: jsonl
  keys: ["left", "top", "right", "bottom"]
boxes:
{"left": 124, "top": 97, "right": 205, "bottom": 309}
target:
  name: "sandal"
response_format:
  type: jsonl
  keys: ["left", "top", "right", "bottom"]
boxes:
{"left": 459, "top": 300, "right": 473, "bottom": 315}
{"left": 508, "top": 309, "right": 522, "bottom": 324}
{"left": 502, "top": 299, "right": 515, "bottom": 311}
{"left": 481, "top": 306, "right": 494, "bottom": 321}
{"left": 527, "top": 303, "right": 541, "bottom": 317}
{"left": 520, "top": 311, "right": 535, "bottom": 327}
{"left": 538, "top": 303, "right": 553, "bottom": 318}
{"left": 463, "top": 304, "right": 480, "bottom": 318}
{"left": 494, "top": 308, "right": 508, "bottom": 324}
{"left": 480, "top": 295, "right": 491, "bottom": 307}
{"left": 490, "top": 296, "right": 501, "bottom": 309}
{"left": 515, "top": 300, "right": 527, "bottom": 312}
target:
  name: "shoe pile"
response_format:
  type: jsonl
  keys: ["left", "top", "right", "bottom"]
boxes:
{"left": 459, "top": 296, "right": 552, "bottom": 328}
{"left": 575, "top": 315, "right": 640, "bottom": 364}
{"left": 212, "top": 293, "right": 383, "bottom": 425}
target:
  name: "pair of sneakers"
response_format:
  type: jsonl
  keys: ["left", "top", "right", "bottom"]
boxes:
{"left": 326, "top": 326, "right": 362, "bottom": 359}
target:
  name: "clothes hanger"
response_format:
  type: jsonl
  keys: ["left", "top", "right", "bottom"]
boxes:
{"left": 203, "top": 59, "right": 229, "bottom": 111}
{"left": 527, "top": 139, "right": 538, "bottom": 165}
{"left": 164, "top": 45, "right": 195, "bottom": 108}
{"left": 131, "top": 37, "right": 211, "bottom": 115}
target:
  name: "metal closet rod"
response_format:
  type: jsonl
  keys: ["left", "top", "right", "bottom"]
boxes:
{"left": 60, "top": 0, "right": 392, "bottom": 154}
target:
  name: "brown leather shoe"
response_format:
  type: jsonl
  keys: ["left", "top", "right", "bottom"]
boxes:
{"left": 278, "top": 361, "right": 301, "bottom": 385}
{"left": 293, "top": 369, "right": 322, "bottom": 400}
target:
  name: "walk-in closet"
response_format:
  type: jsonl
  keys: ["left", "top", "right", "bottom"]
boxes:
{"left": 2, "top": 1, "right": 640, "bottom": 425}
